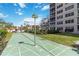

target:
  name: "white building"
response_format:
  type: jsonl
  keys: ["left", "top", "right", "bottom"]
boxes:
{"left": 50, "top": 3, "right": 79, "bottom": 34}
{"left": 40, "top": 18, "right": 49, "bottom": 30}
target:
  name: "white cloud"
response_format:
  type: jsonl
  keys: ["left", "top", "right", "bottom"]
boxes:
{"left": 24, "top": 17, "right": 42, "bottom": 25}
{"left": 16, "top": 12, "right": 23, "bottom": 15}
{"left": 14, "top": 3, "right": 18, "bottom": 6}
{"left": 0, "top": 13, "right": 8, "bottom": 18}
{"left": 35, "top": 3, "right": 42, "bottom": 9}
{"left": 18, "top": 9, "right": 21, "bottom": 11}
{"left": 16, "top": 8, "right": 23, "bottom": 15}
{"left": 42, "top": 5, "right": 49, "bottom": 10}
{"left": 14, "top": 4, "right": 23, "bottom": 16}
{"left": 18, "top": 3, "right": 26, "bottom": 8}
{"left": 37, "top": 3, "right": 42, "bottom": 5}
{"left": 35, "top": 5, "right": 41, "bottom": 8}
{"left": 18, "top": 12, "right": 23, "bottom": 15}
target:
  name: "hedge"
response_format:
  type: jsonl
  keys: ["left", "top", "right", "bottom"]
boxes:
{"left": 0, "top": 30, "right": 7, "bottom": 40}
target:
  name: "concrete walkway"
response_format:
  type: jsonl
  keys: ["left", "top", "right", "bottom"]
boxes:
{"left": 1, "top": 33, "right": 79, "bottom": 56}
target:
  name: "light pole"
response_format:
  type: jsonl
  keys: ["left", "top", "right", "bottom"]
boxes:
{"left": 32, "top": 13, "right": 38, "bottom": 46}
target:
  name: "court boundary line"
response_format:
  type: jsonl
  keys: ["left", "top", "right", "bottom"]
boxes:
{"left": 49, "top": 46, "right": 60, "bottom": 52}
{"left": 24, "top": 33, "right": 60, "bottom": 52}
{"left": 2, "top": 33, "right": 77, "bottom": 56}
{"left": 24, "top": 33, "right": 64, "bottom": 55}
{"left": 4, "top": 44, "right": 39, "bottom": 56}
{"left": 17, "top": 47, "right": 21, "bottom": 56}
{"left": 56, "top": 49, "right": 67, "bottom": 56}
{"left": 55, "top": 47, "right": 70, "bottom": 56}
{"left": 25, "top": 33, "right": 76, "bottom": 56}
{"left": 20, "top": 45, "right": 40, "bottom": 56}
{"left": 21, "top": 33, "right": 55, "bottom": 56}
{"left": 2, "top": 45, "right": 21, "bottom": 56}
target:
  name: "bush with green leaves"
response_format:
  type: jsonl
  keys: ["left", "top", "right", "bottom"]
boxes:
{"left": 0, "top": 30, "right": 7, "bottom": 40}
{"left": 24, "top": 29, "right": 42, "bottom": 34}
{"left": 47, "top": 29, "right": 59, "bottom": 34}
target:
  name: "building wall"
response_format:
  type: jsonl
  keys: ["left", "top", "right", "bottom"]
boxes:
{"left": 50, "top": 3, "right": 79, "bottom": 34}
{"left": 40, "top": 18, "right": 49, "bottom": 30}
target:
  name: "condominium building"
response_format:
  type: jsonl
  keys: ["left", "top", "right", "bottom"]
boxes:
{"left": 40, "top": 18, "right": 49, "bottom": 30}
{"left": 49, "top": 3, "right": 79, "bottom": 34}
{"left": 50, "top": 3, "right": 56, "bottom": 30}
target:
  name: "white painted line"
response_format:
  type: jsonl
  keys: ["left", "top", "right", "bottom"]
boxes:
{"left": 4, "top": 45, "right": 20, "bottom": 56}
{"left": 17, "top": 47, "right": 21, "bottom": 56}
{"left": 35, "top": 45, "right": 38, "bottom": 48}
{"left": 24, "top": 33, "right": 59, "bottom": 56}
{"left": 56, "top": 49, "right": 67, "bottom": 56}
{"left": 22, "top": 33, "right": 64, "bottom": 56}
{"left": 39, "top": 49, "right": 43, "bottom": 52}
{"left": 49, "top": 46, "right": 60, "bottom": 52}
{"left": 56, "top": 47, "right": 70, "bottom": 56}
{"left": 21, "top": 46, "right": 40, "bottom": 56}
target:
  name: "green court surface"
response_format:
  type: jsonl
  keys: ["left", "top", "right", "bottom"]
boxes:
{"left": 1, "top": 33, "right": 79, "bottom": 56}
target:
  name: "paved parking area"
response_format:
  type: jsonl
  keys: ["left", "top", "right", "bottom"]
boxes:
{"left": 1, "top": 33, "right": 79, "bottom": 56}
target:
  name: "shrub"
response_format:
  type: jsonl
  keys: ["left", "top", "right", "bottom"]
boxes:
{"left": 0, "top": 30, "right": 7, "bottom": 40}
{"left": 47, "top": 29, "right": 59, "bottom": 34}
{"left": 24, "top": 29, "right": 42, "bottom": 34}
{"left": 36, "top": 30, "right": 41, "bottom": 34}
{"left": 39, "top": 29, "right": 47, "bottom": 34}
{"left": 24, "top": 30, "right": 28, "bottom": 32}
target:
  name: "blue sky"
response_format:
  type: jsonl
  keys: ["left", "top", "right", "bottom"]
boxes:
{"left": 0, "top": 3, "right": 49, "bottom": 26}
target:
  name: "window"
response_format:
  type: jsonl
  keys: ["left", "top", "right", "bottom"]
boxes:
{"left": 57, "top": 9, "right": 63, "bottom": 14}
{"left": 50, "top": 27, "right": 55, "bottom": 30}
{"left": 50, "top": 3, "right": 55, "bottom": 7}
{"left": 57, "top": 4, "right": 63, "bottom": 9}
{"left": 57, "top": 21, "right": 63, "bottom": 25}
{"left": 78, "top": 10, "right": 79, "bottom": 16}
{"left": 77, "top": 3, "right": 79, "bottom": 8}
{"left": 65, "top": 12, "right": 74, "bottom": 17}
{"left": 65, "top": 5, "right": 74, "bottom": 11}
{"left": 50, "top": 13, "right": 55, "bottom": 16}
{"left": 65, "top": 3, "right": 68, "bottom": 5}
{"left": 77, "top": 17, "right": 79, "bottom": 24}
{"left": 77, "top": 25, "right": 79, "bottom": 31}
{"left": 50, "top": 17, "right": 55, "bottom": 21}
{"left": 57, "top": 15, "right": 63, "bottom": 19}
{"left": 65, "top": 26, "right": 74, "bottom": 32}
{"left": 65, "top": 19, "right": 74, "bottom": 24}
{"left": 50, "top": 8, "right": 55, "bottom": 12}
{"left": 57, "top": 27, "right": 63, "bottom": 31}
{"left": 50, "top": 22, "right": 55, "bottom": 25}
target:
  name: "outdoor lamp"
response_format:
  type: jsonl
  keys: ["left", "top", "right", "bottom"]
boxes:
{"left": 32, "top": 13, "right": 38, "bottom": 46}
{"left": 32, "top": 13, "right": 38, "bottom": 19}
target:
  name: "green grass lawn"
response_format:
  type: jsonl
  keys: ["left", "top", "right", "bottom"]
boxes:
{"left": 38, "top": 33, "right": 79, "bottom": 47}
{"left": 5, "top": 32, "right": 12, "bottom": 43}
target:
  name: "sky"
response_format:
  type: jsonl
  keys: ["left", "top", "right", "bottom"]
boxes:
{"left": 0, "top": 3, "right": 49, "bottom": 26}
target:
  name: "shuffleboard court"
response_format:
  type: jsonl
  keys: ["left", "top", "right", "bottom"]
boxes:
{"left": 1, "top": 33, "right": 79, "bottom": 56}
